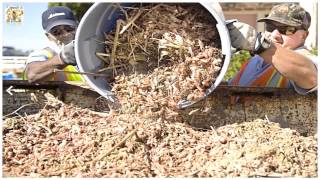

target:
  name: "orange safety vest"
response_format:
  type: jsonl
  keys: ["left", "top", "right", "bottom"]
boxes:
{"left": 231, "top": 60, "right": 289, "bottom": 88}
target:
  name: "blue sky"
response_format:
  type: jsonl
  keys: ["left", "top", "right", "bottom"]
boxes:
{"left": 2, "top": 2, "right": 48, "bottom": 51}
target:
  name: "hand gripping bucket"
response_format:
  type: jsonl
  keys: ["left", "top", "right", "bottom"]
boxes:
{"left": 75, "top": 2, "right": 232, "bottom": 109}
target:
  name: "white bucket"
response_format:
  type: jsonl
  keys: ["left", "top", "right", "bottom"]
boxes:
{"left": 75, "top": 2, "right": 231, "bottom": 109}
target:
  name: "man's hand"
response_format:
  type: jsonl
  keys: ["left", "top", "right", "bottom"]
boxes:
{"left": 59, "top": 40, "right": 77, "bottom": 66}
{"left": 226, "top": 21, "right": 257, "bottom": 52}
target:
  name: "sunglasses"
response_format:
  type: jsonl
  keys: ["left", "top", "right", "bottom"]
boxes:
{"left": 49, "top": 25, "right": 75, "bottom": 36}
{"left": 265, "top": 23, "right": 304, "bottom": 35}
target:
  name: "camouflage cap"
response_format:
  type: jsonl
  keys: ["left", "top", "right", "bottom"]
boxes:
{"left": 257, "top": 3, "right": 311, "bottom": 30}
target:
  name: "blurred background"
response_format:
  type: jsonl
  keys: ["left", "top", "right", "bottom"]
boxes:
{"left": 1, "top": 2, "right": 93, "bottom": 80}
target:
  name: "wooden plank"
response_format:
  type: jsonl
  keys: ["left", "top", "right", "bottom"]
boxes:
{"left": 243, "top": 95, "right": 285, "bottom": 127}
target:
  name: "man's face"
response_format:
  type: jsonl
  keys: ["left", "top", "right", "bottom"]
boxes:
{"left": 48, "top": 25, "right": 76, "bottom": 45}
{"left": 264, "top": 21, "right": 308, "bottom": 49}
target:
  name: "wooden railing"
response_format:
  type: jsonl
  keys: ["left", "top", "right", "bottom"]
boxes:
{"left": 2, "top": 56, "right": 28, "bottom": 73}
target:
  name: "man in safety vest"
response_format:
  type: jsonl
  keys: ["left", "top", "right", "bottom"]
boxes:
{"left": 24, "top": 6, "right": 83, "bottom": 82}
{"left": 227, "top": 3, "right": 317, "bottom": 95}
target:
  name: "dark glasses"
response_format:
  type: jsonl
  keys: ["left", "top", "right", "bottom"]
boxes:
{"left": 49, "top": 25, "right": 75, "bottom": 36}
{"left": 265, "top": 23, "right": 303, "bottom": 35}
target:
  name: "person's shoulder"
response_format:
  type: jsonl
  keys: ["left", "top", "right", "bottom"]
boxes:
{"left": 29, "top": 47, "right": 57, "bottom": 56}
{"left": 294, "top": 46, "right": 317, "bottom": 62}
{"left": 294, "top": 46, "right": 314, "bottom": 55}
{"left": 27, "top": 47, "right": 57, "bottom": 64}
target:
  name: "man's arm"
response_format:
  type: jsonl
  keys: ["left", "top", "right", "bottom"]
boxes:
{"left": 25, "top": 55, "right": 66, "bottom": 83}
{"left": 25, "top": 41, "right": 77, "bottom": 83}
{"left": 260, "top": 43, "right": 317, "bottom": 89}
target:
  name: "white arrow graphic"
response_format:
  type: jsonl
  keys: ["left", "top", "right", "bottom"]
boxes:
{"left": 6, "top": 86, "right": 13, "bottom": 96}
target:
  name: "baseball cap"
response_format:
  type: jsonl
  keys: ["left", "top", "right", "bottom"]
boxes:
{"left": 42, "top": 6, "right": 77, "bottom": 32}
{"left": 257, "top": 3, "right": 311, "bottom": 30}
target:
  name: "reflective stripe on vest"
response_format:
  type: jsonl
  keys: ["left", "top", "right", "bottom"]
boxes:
{"left": 232, "top": 61, "right": 289, "bottom": 88}
{"left": 43, "top": 48, "right": 84, "bottom": 81}
{"left": 63, "top": 65, "right": 84, "bottom": 81}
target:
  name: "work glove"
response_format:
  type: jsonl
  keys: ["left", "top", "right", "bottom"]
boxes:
{"left": 226, "top": 20, "right": 257, "bottom": 52}
{"left": 59, "top": 40, "right": 77, "bottom": 66}
{"left": 226, "top": 20, "right": 272, "bottom": 55}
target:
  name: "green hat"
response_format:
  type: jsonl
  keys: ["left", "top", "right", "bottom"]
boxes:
{"left": 257, "top": 3, "right": 311, "bottom": 30}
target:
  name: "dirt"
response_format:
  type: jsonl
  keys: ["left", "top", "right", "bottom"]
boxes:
{"left": 2, "top": 95, "right": 317, "bottom": 177}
